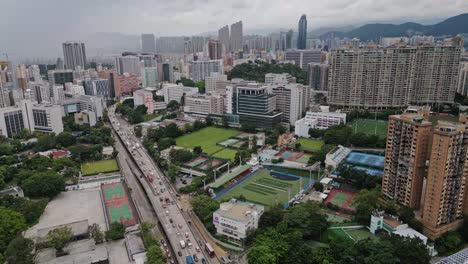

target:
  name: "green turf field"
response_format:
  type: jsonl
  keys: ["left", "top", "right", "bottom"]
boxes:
{"left": 176, "top": 127, "right": 239, "bottom": 160}
{"left": 109, "top": 204, "right": 133, "bottom": 222}
{"left": 296, "top": 138, "right": 324, "bottom": 152}
{"left": 330, "top": 193, "right": 350, "bottom": 206}
{"left": 221, "top": 169, "right": 310, "bottom": 209}
{"left": 322, "top": 228, "right": 353, "bottom": 242}
{"left": 82, "top": 159, "right": 120, "bottom": 176}
{"left": 326, "top": 214, "right": 348, "bottom": 223}
{"left": 349, "top": 119, "right": 388, "bottom": 138}
{"left": 272, "top": 167, "right": 321, "bottom": 180}
{"left": 212, "top": 148, "right": 238, "bottom": 160}
{"left": 345, "top": 229, "right": 376, "bottom": 241}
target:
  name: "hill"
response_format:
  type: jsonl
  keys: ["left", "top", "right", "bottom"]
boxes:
{"left": 320, "top": 13, "right": 468, "bottom": 41}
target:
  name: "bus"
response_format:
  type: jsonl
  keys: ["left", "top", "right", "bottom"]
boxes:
{"left": 186, "top": 255, "right": 193, "bottom": 264}
{"left": 205, "top": 243, "right": 215, "bottom": 258}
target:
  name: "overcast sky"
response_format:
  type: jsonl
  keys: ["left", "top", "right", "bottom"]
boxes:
{"left": 1, "top": 0, "right": 467, "bottom": 59}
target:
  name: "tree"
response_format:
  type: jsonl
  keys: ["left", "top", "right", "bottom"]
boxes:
{"left": 294, "top": 143, "right": 301, "bottom": 151}
{"left": 0, "top": 143, "right": 13, "bottom": 156}
{"left": 259, "top": 205, "right": 285, "bottom": 228}
{"left": 193, "top": 146, "right": 203, "bottom": 155}
{"left": 146, "top": 245, "right": 166, "bottom": 264}
{"left": 0, "top": 195, "right": 48, "bottom": 225}
{"left": 205, "top": 115, "right": 214, "bottom": 126}
{"left": 196, "top": 80, "right": 206, "bottom": 94}
{"left": 354, "top": 187, "right": 381, "bottom": 224}
{"left": 241, "top": 122, "right": 256, "bottom": 133}
{"left": 4, "top": 236, "right": 35, "bottom": 264}
{"left": 283, "top": 202, "right": 328, "bottom": 240}
{"left": 234, "top": 150, "right": 251, "bottom": 165}
{"left": 435, "top": 231, "right": 463, "bottom": 255}
{"left": 222, "top": 115, "right": 229, "bottom": 128}
{"left": 167, "top": 100, "right": 180, "bottom": 111}
{"left": 312, "top": 181, "right": 324, "bottom": 192}
{"left": 88, "top": 223, "right": 104, "bottom": 244}
{"left": 47, "top": 227, "right": 73, "bottom": 251}
{"left": 134, "top": 125, "right": 143, "bottom": 138}
{"left": 168, "top": 163, "right": 180, "bottom": 183}
{"left": 0, "top": 208, "right": 27, "bottom": 252}
{"left": 35, "top": 134, "right": 57, "bottom": 152}
{"left": 384, "top": 234, "right": 430, "bottom": 264}
{"left": 21, "top": 171, "right": 65, "bottom": 199}
{"left": 56, "top": 132, "right": 76, "bottom": 147}
{"left": 105, "top": 222, "right": 125, "bottom": 240}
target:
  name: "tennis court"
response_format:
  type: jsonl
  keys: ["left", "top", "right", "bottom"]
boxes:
{"left": 346, "top": 152, "right": 384, "bottom": 169}
{"left": 276, "top": 151, "right": 313, "bottom": 166}
{"left": 324, "top": 189, "right": 357, "bottom": 211}
{"left": 185, "top": 157, "right": 208, "bottom": 168}
{"left": 109, "top": 204, "right": 133, "bottom": 223}
{"left": 218, "top": 138, "right": 239, "bottom": 147}
{"left": 104, "top": 184, "right": 124, "bottom": 199}
{"left": 346, "top": 229, "right": 375, "bottom": 241}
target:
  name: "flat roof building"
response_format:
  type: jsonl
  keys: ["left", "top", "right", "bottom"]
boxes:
{"left": 213, "top": 199, "right": 264, "bottom": 242}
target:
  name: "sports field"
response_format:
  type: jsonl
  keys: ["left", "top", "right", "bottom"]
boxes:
{"left": 101, "top": 182, "right": 137, "bottom": 227}
{"left": 176, "top": 127, "right": 239, "bottom": 160}
{"left": 272, "top": 167, "right": 321, "bottom": 180}
{"left": 349, "top": 119, "right": 388, "bottom": 138}
{"left": 324, "top": 228, "right": 375, "bottom": 242}
{"left": 324, "top": 189, "right": 357, "bottom": 211}
{"left": 212, "top": 148, "right": 238, "bottom": 160}
{"left": 296, "top": 138, "right": 324, "bottom": 152}
{"left": 82, "top": 159, "right": 120, "bottom": 176}
{"left": 219, "top": 169, "right": 314, "bottom": 208}
{"left": 346, "top": 229, "right": 375, "bottom": 241}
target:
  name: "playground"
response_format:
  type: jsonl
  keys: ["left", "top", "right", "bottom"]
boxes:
{"left": 217, "top": 168, "right": 314, "bottom": 209}
{"left": 324, "top": 188, "right": 357, "bottom": 211}
{"left": 82, "top": 159, "right": 120, "bottom": 176}
{"left": 101, "top": 182, "right": 137, "bottom": 227}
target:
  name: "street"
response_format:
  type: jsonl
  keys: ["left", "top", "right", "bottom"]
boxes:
{"left": 108, "top": 105, "right": 219, "bottom": 264}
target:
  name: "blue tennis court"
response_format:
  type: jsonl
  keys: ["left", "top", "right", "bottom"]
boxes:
{"left": 346, "top": 152, "right": 384, "bottom": 169}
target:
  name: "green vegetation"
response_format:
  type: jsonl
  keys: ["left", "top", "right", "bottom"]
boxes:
{"left": 47, "top": 227, "right": 73, "bottom": 251}
{"left": 22, "top": 171, "right": 65, "bottom": 199}
{"left": 429, "top": 115, "right": 459, "bottom": 127}
{"left": 310, "top": 124, "right": 386, "bottom": 149}
{"left": 4, "top": 236, "right": 35, "bottom": 264}
{"left": 105, "top": 222, "right": 125, "bottom": 241}
{"left": 296, "top": 138, "right": 324, "bottom": 152}
{"left": 140, "top": 222, "right": 166, "bottom": 264}
{"left": 88, "top": 223, "right": 104, "bottom": 244}
{"left": 0, "top": 208, "right": 27, "bottom": 252}
{"left": 349, "top": 119, "right": 388, "bottom": 138}
{"left": 115, "top": 99, "right": 148, "bottom": 124}
{"left": 82, "top": 159, "right": 119, "bottom": 176}
{"left": 228, "top": 61, "right": 307, "bottom": 84}
{"left": 346, "top": 229, "right": 376, "bottom": 241}
{"left": 220, "top": 169, "right": 310, "bottom": 208}
{"left": 191, "top": 195, "right": 221, "bottom": 234}
{"left": 212, "top": 148, "right": 238, "bottom": 160}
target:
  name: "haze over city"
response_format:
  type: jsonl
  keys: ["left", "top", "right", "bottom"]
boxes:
{"left": 1, "top": 0, "right": 468, "bottom": 58}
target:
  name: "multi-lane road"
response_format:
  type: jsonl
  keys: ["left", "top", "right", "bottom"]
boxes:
{"left": 108, "top": 105, "right": 218, "bottom": 264}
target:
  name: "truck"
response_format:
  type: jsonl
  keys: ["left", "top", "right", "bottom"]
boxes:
{"left": 186, "top": 255, "right": 193, "bottom": 264}
{"left": 180, "top": 240, "right": 186, "bottom": 249}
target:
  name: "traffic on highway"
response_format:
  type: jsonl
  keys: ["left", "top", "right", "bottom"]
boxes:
{"left": 108, "top": 105, "right": 218, "bottom": 264}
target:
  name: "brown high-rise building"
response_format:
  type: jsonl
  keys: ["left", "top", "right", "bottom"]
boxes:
{"left": 207, "top": 40, "right": 223, "bottom": 60}
{"left": 382, "top": 112, "right": 432, "bottom": 209}
{"left": 422, "top": 117, "right": 468, "bottom": 240}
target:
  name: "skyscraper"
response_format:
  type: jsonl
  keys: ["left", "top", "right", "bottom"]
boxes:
{"left": 141, "top": 34, "right": 156, "bottom": 53}
{"left": 62, "top": 42, "right": 87, "bottom": 70}
{"left": 218, "top": 25, "right": 230, "bottom": 53}
{"left": 286, "top": 30, "right": 293, "bottom": 50}
{"left": 207, "top": 40, "right": 224, "bottom": 60}
{"left": 382, "top": 110, "right": 432, "bottom": 209}
{"left": 422, "top": 117, "right": 468, "bottom": 239}
{"left": 328, "top": 44, "right": 461, "bottom": 108}
{"left": 114, "top": 56, "right": 141, "bottom": 76}
{"left": 297, "top": 15, "right": 307, "bottom": 49}
{"left": 230, "top": 21, "right": 243, "bottom": 52}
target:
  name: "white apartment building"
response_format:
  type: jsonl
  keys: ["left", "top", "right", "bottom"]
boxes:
{"left": 133, "top": 89, "right": 154, "bottom": 114}
{"left": 269, "top": 83, "right": 308, "bottom": 126}
{"left": 205, "top": 73, "right": 228, "bottom": 93}
{"left": 28, "top": 81, "right": 51, "bottom": 103}
{"left": 162, "top": 83, "right": 198, "bottom": 104}
{"left": 191, "top": 60, "right": 223, "bottom": 82}
{"left": 141, "top": 67, "right": 159, "bottom": 88}
{"left": 458, "top": 62, "right": 468, "bottom": 96}
{"left": 295, "top": 111, "right": 347, "bottom": 138}
{"left": 213, "top": 200, "right": 264, "bottom": 242}
{"left": 265, "top": 73, "right": 296, "bottom": 84}
{"left": 184, "top": 93, "right": 225, "bottom": 118}
{"left": 79, "top": 95, "right": 105, "bottom": 119}
{"left": 0, "top": 100, "right": 64, "bottom": 137}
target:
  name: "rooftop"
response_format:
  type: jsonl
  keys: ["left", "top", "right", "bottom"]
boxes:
{"left": 215, "top": 199, "right": 264, "bottom": 223}
{"left": 209, "top": 165, "right": 252, "bottom": 189}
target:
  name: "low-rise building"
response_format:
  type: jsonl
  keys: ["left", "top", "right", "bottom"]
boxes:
{"left": 184, "top": 93, "right": 225, "bottom": 118}
{"left": 325, "top": 145, "right": 352, "bottom": 170}
{"left": 295, "top": 111, "right": 347, "bottom": 138}
{"left": 102, "top": 146, "right": 114, "bottom": 157}
{"left": 74, "top": 111, "right": 97, "bottom": 126}
{"left": 370, "top": 210, "right": 436, "bottom": 256}
{"left": 162, "top": 83, "right": 198, "bottom": 104}
{"left": 213, "top": 199, "right": 264, "bottom": 242}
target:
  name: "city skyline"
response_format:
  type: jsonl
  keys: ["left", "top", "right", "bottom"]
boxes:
{"left": 1, "top": 0, "right": 468, "bottom": 58}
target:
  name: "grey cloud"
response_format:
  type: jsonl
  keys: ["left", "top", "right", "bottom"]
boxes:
{"left": 0, "top": 0, "right": 467, "bottom": 59}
